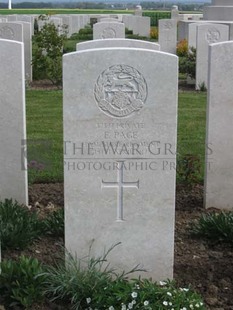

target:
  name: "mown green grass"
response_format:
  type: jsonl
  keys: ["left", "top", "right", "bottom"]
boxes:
{"left": 177, "top": 91, "right": 207, "bottom": 183}
{"left": 26, "top": 89, "right": 207, "bottom": 184}
{"left": 26, "top": 90, "right": 63, "bottom": 183}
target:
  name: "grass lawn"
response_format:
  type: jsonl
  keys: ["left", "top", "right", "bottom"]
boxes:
{"left": 26, "top": 89, "right": 207, "bottom": 184}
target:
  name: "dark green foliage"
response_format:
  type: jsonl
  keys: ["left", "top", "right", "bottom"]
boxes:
{"left": 177, "top": 154, "right": 201, "bottom": 187}
{"left": 191, "top": 212, "right": 233, "bottom": 245}
{"left": 126, "top": 34, "right": 149, "bottom": 40}
{"left": 69, "top": 27, "right": 93, "bottom": 41}
{"left": 179, "top": 47, "right": 196, "bottom": 80}
{"left": 32, "top": 19, "right": 68, "bottom": 85}
{"left": 0, "top": 256, "right": 46, "bottom": 308}
{"left": 125, "top": 28, "right": 133, "bottom": 35}
{"left": 143, "top": 11, "right": 171, "bottom": 26}
{"left": 0, "top": 199, "right": 44, "bottom": 250}
{"left": 43, "top": 208, "right": 64, "bottom": 237}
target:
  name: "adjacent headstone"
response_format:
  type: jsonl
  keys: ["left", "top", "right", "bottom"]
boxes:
{"left": 93, "top": 22, "right": 125, "bottom": 39}
{"left": 0, "top": 22, "right": 23, "bottom": 42}
{"left": 196, "top": 23, "right": 229, "bottom": 89}
{"left": 131, "top": 16, "right": 150, "bottom": 37}
{"left": 205, "top": 41, "right": 233, "bottom": 210}
{"left": 159, "top": 19, "right": 177, "bottom": 54}
{"left": 63, "top": 47, "right": 178, "bottom": 280}
{"left": 188, "top": 22, "right": 202, "bottom": 48}
{"left": 171, "top": 5, "right": 179, "bottom": 20}
{"left": 0, "top": 39, "right": 28, "bottom": 205}
{"left": 204, "top": 0, "right": 233, "bottom": 21}
{"left": 134, "top": 5, "right": 143, "bottom": 16}
{"left": 15, "top": 21, "right": 32, "bottom": 81}
{"left": 76, "top": 38, "right": 160, "bottom": 51}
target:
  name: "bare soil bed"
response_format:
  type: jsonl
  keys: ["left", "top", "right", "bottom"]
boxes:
{"left": 1, "top": 183, "right": 232, "bottom": 310}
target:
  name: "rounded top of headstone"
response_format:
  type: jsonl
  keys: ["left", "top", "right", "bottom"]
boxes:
{"left": 172, "top": 5, "right": 178, "bottom": 10}
{"left": 135, "top": 5, "right": 142, "bottom": 10}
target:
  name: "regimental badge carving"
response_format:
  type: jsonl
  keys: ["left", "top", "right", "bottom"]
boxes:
{"left": 94, "top": 64, "right": 148, "bottom": 118}
{"left": 206, "top": 28, "right": 220, "bottom": 44}
{"left": 101, "top": 27, "right": 116, "bottom": 39}
{"left": 0, "top": 26, "right": 14, "bottom": 39}
{"left": 163, "top": 21, "right": 173, "bottom": 30}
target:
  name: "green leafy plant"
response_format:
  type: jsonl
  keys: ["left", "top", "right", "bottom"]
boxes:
{"left": 0, "top": 256, "right": 46, "bottom": 308}
{"left": 43, "top": 208, "right": 64, "bottom": 237}
{"left": 198, "top": 81, "right": 207, "bottom": 92}
{"left": 176, "top": 39, "right": 188, "bottom": 57}
{"left": 41, "top": 245, "right": 205, "bottom": 310}
{"left": 0, "top": 199, "right": 44, "bottom": 250}
{"left": 32, "top": 17, "right": 68, "bottom": 86}
{"left": 177, "top": 154, "right": 201, "bottom": 187}
{"left": 191, "top": 212, "right": 233, "bottom": 245}
{"left": 179, "top": 46, "right": 196, "bottom": 80}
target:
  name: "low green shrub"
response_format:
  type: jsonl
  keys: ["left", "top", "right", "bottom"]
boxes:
{"left": 42, "top": 245, "right": 205, "bottom": 310}
{"left": 191, "top": 212, "right": 233, "bottom": 245}
{"left": 43, "top": 208, "right": 64, "bottom": 237}
{"left": 0, "top": 199, "right": 44, "bottom": 250}
{"left": 179, "top": 47, "right": 196, "bottom": 80}
{"left": 177, "top": 154, "right": 201, "bottom": 187}
{"left": 0, "top": 256, "right": 46, "bottom": 308}
{"left": 126, "top": 34, "right": 148, "bottom": 40}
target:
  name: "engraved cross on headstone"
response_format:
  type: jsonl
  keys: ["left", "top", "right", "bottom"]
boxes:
{"left": 101, "top": 161, "right": 139, "bottom": 221}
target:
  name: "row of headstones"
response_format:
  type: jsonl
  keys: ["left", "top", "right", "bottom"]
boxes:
{"left": 1, "top": 36, "right": 233, "bottom": 279}
{"left": 158, "top": 18, "right": 233, "bottom": 90}
{"left": 0, "top": 14, "right": 151, "bottom": 81}
{"left": 179, "top": 20, "right": 233, "bottom": 90}
{"left": 0, "top": 14, "right": 151, "bottom": 38}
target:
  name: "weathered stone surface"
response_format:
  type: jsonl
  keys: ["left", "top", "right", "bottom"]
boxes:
{"left": 76, "top": 38, "right": 160, "bottom": 51}
{"left": 205, "top": 41, "right": 233, "bottom": 210}
{"left": 63, "top": 47, "right": 178, "bottom": 280}
{"left": 93, "top": 21, "right": 125, "bottom": 39}
{"left": 0, "top": 39, "right": 28, "bottom": 205}
{"left": 196, "top": 23, "right": 229, "bottom": 89}
{"left": 159, "top": 19, "right": 177, "bottom": 54}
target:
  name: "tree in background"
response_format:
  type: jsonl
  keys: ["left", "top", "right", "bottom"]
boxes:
{"left": 32, "top": 15, "right": 68, "bottom": 86}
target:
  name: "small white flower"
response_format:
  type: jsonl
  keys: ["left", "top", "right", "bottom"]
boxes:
{"left": 169, "top": 302, "right": 172, "bottom": 306}
{"left": 163, "top": 301, "right": 168, "bottom": 306}
{"left": 135, "top": 284, "right": 140, "bottom": 289}
{"left": 183, "top": 288, "right": 189, "bottom": 292}
{"left": 167, "top": 292, "right": 172, "bottom": 297}
{"left": 144, "top": 300, "right": 149, "bottom": 306}
{"left": 195, "top": 304, "right": 200, "bottom": 308}
{"left": 109, "top": 307, "right": 114, "bottom": 310}
{"left": 128, "top": 303, "right": 133, "bottom": 309}
{"left": 190, "top": 305, "right": 194, "bottom": 309}
{"left": 132, "top": 300, "right": 136, "bottom": 305}
{"left": 181, "top": 307, "right": 187, "bottom": 310}
{"left": 160, "top": 281, "right": 167, "bottom": 286}
{"left": 86, "top": 298, "right": 91, "bottom": 304}
{"left": 121, "top": 304, "right": 127, "bottom": 310}
{"left": 131, "top": 292, "right": 138, "bottom": 298}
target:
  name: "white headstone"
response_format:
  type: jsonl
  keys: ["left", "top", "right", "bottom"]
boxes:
{"left": 196, "top": 23, "right": 229, "bottom": 90}
{"left": 159, "top": 19, "right": 177, "bottom": 54}
{"left": 15, "top": 21, "right": 32, "bottom": 81}
{"left": 131, "top": 16, "right": 150, "bottom": 37}
{"left": 93, "top": 22, "right": 125, "bottom": 39}
{"left": 0, "top": 22, "right": 23, "bottom": 42}
{"left": 63, "top": 47, "right": 178, "bottom": 280}
{"left": 76, "top": 38, "right": 160, "bottom": 51}
{"left": 0, "top": 39, "right": 28, "bottom": 205}
{"left": 205, "top": 41, "right": 233, "bottom": 210}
